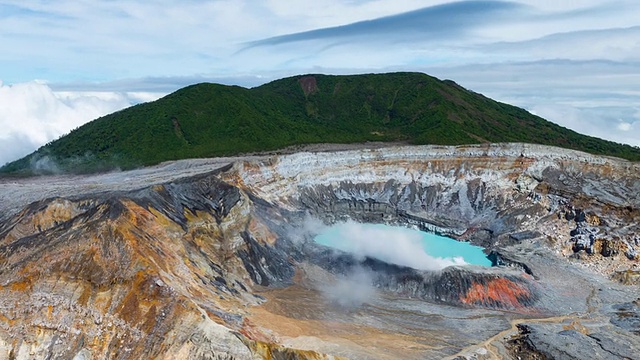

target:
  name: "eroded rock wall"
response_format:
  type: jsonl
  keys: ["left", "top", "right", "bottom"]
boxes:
{"left": 0, "top": 143, "right": 638, "bottom": 359}
{"left": 0, "top": 174, "right": 312, "bottom": 359}
{"left": 226, "top": 144, "right": 640, "bottom": 255}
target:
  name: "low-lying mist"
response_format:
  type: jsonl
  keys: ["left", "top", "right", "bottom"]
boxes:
{"left": 318, "top": 267, "right": 378, "bottom": 309}
{"left": 15, "top": 152, "right": 125, "bottom": 176}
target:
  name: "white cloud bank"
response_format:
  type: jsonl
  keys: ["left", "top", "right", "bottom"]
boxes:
{"left": 528, "top": 104, "right": 640, "bottom": 147}
{"left": 0, "top": 81, "right": 163, "bottom": 166}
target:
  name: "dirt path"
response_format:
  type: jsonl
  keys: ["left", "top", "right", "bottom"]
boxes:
{"left": 444, "top": 314, "right": 581, "bottom": 360}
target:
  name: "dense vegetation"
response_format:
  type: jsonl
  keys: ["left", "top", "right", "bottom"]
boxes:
{"left": 2, "top": 72, "right": 639, "bottom": 175}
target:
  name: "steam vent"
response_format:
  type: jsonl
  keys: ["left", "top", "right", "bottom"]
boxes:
{"left": 1, "top": 143, "right": 639, "bottom": 359}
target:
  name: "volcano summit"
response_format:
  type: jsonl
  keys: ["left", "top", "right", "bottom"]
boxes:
{"left": 2, "top": 73, "right": 639, "bottom": 175}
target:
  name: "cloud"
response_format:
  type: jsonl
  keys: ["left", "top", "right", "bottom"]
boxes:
{"left": 2, "top": 0, "right": 640, "bottom": 84}
{"left": 0, "top": 81, "right": 163, "bottom": 166}
{"left": 316, "top": 221, "right": 467, "bottom": 271}
{"left": 50, "top": 75, "right": 270, "bottom": 93}
{"left": 418, "top": 59, "right": 640, "bottom": 147}
{"left": 485, "top": 26, "right": 640, "bottom": 62}
{"left": 242, "top": 1, "right": 526, "bottom": 50}
{"left": 0, "top": 132, "right": 40, "bottom": 169}
{"left": 617, "top": 122, "right": 632, "bottom": 132}
{"left": 528, "top": 104, "right": 640, "bottom": 147}
{"left": 0, "top": 1, "right": 241, "bottom": 83}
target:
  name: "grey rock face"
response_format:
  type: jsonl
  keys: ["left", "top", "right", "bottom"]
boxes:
{"left": 509, "top": 323, "right": 640, "bottom": 360}
{"left": 610, "top": 301, "right": 640, "bottom": 335}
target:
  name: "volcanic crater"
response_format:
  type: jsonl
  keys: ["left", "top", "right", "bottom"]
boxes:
{"left": 0, "top": 143, "right": 639, "bottom": 359}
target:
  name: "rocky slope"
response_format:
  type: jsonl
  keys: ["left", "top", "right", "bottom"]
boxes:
{"left": 0, "top": 143, "right": 638, "bottom": 359}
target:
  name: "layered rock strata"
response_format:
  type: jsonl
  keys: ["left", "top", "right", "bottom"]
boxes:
{"left": 0, "top": 143, "right": 638, "bottom": 359}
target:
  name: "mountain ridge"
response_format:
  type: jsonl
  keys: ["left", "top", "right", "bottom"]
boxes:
{"left": 2, "top": 72, "right": 639, "bottom": 175}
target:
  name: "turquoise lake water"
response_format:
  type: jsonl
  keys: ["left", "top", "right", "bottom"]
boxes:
{"left": 314, "top": 222, "right": 492, "bottom": 270}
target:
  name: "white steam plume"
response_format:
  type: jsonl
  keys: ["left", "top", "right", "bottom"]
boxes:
{"left": 318, "top": 267, "right": 378, "bottom": 309}
{"left": 288, "top": 214, "right": 329, "bottom": 244}
{"left": 317, "top": 221, "right": 467, "bottom": 271}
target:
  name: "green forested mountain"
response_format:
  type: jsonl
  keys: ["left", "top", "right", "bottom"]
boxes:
{"left": 2, "top": 72, "right": 639, "bottom": 175}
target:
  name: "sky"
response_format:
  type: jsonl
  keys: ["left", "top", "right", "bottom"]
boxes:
{"left": 1, "top": 0, "right": 639, "bottom": 166}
